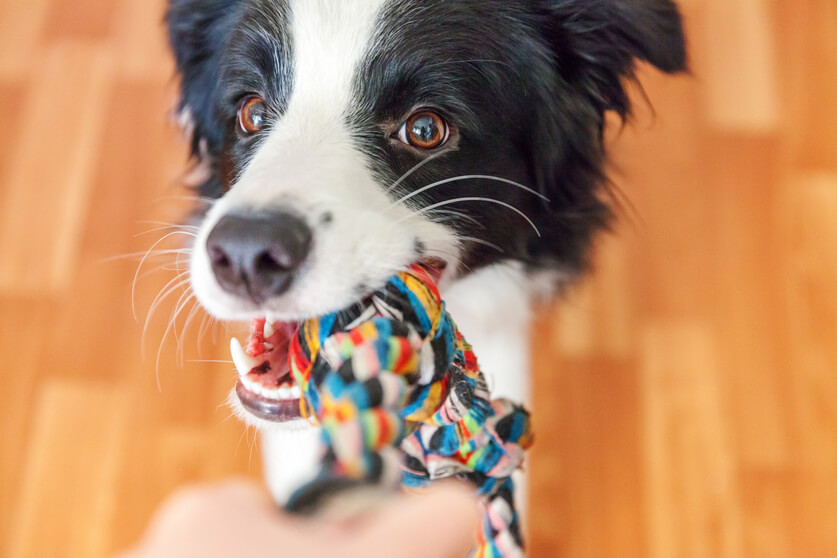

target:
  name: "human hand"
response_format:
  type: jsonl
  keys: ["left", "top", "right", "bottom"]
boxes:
{"left": 116, "top": 479, "right": 479, "bottom": 558}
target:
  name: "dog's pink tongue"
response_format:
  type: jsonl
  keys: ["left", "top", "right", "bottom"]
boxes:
{"left": 246, "top": 318, "right": 269, "bottom": 357}
{"left": 230, "top": 319, "right": 296, "bottom": 389}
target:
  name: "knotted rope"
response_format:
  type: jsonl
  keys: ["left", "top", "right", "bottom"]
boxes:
{"left": 287, "top": 264, "right": 534, "bottom": 556}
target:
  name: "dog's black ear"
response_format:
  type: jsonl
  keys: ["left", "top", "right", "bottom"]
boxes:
{"left": 522, "top": 0, "right": 687, "bottom": 273}
{"left": 538, "top": 0, "right": 687, "bottom": 117}
{"left": 166, "top": 0, "right": 245, "bottom": 161}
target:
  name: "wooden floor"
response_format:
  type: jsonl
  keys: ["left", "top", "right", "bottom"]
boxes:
{"left": 0, "top": 1, "right": 835, "bottom": 556}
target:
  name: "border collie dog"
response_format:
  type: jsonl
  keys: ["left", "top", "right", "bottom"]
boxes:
{"left": 167, "top": 0, "right": 686, "bottom": 504}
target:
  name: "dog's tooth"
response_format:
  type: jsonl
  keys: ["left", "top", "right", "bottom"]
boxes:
{"left": 264, "top": 321, "right": 275, "bottom": 338}
{"left": 241, "top": 375, "right": 258, "bottom": 394}
{"left": 230, "top": 337, "right": 260, "bottom": 376}
{"left": 290, "top": 385, "right": 302, "bottom": 399}
{"left": 277, "top": 386, "right": 291, "bottom": 400}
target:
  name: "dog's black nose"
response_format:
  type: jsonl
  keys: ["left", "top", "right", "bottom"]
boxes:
{"left": 206, "top": 212, "right": 312, "bottom": 303}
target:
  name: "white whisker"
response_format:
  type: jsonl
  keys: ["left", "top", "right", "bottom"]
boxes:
{"left": 134, "top": 226, "right": 199, "bottom": 238}
{"left": 216, "top": 408, "right": 239, "bottom": 429}
{"left": 179, "top": 299, "right": 204, "bottom": 367}
{"left": 138, "top": 264, "right": 186, "bottom": 277}
{"left": 188, "top": 359, "right": 233, "bottom": 364}
{"left": 248, "top": 426, "right": 257, "bottom": 470}
{"left": 156, "top": 291, "right": 196, "bottom": 388}
{"left": 384, "top": 151, "right": 445, "bottom": 195}
{"left": 152, "top": 194, "right": 216, "bottom": 205}
{"left": 212, "top": 318, "right": 222, "bottom": 345}
{"left": 455, "top": 235, "right": 504, "bottom": 253}
{"left": 133, "top": 230, "right": 198, "bottom": 320}
{"left": 100, "top": 249, "right": 191, "bottom": 263}
{"left": 388, "top": 174, "right": 548, "bottom": 211}
{"left": 169, "top": 288, "right": 194, "bottom": 360}
{"left": 142, "top": 274, "right": 190, "bottom": 359}
{"left": 430, "top": 208, "right": 486, "bottom": 230}
{"left": 198, "top": 313, "right": 216, "bottom": 356}
{"left": 396, "top": 197, "right": 541, "bottom": 237}
{"left": 235, "top": 424, "right": 250, "bottom": 457}
{"left": 138, "top": 220, "right": 201, "bottom": 229}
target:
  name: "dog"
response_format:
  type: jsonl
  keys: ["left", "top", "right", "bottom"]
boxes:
{"left": 166, "top": 0, "right": 687, "bottom": 505}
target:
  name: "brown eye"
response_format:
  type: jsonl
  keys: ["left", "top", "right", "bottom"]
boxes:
{"left": 238, "top": 96, "right": 267, "bottom": 135}
{"left": 398, "top": 110, "right": 449, "bottom": 149}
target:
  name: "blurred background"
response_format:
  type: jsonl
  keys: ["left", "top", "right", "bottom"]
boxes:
{"left": 0, "top": 0, "right": 835, "bottom": 556}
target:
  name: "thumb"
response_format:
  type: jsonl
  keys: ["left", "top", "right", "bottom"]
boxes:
{"left": 349, "top": 484, "right": 481, "bottom": 558}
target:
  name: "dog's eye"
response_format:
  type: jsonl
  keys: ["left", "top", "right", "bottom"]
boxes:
{"left": 238, "top": 96, "right": 267, "bottom": 135}
{"left": 397, "top": 110, "right": 449, "bottom": 150}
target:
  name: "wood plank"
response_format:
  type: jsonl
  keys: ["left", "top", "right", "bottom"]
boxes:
{"left": 0, "top": 0, "right": 50, "bottom": 80}
{"left": 109, "top": 0, "right": 175, "bottom": 81}
{"left": 0, "top": 300, "right": 51, "bottom": 550}
{"left": 0, "top": 82, "right": 27, "bottom": 185}
{"left": 738, "top": 470, "right": 792, "bottom": 558}
{"left": 704, "top": 134, "right": 792, "bottom": 467}
{"left": 109, "top": 356, "right": 262, "bottom": 555}
{"left": 43, "top": 0, "right": 118, "bottom": 40}
{"left": 607, "top": 68, "right": 716, "bottom": 320}
{"left": 702, "top": 0, "right": 780, "bottom": 131}
{"left": 785, "top": 173, "right": 837, "bottom": 470}
{"left": 553, "top": 234, "right": 635, "bottom": 358}
{"left": 787, "top": 471, "right": 837, "bottom": 555}
{"left": 774, "top": 0, "right": 837, "bottom": 171}
{"left": 0, "top": 41, "right": 113, "bottom": 295}
{"left": 640, "top": 323, "right": 744, "bottom": 558}
{"left": 5, "top": 380, "right": 127, "bottom": 558}
{"left": 530, "top": 338, "right": 646, "bottom": 558}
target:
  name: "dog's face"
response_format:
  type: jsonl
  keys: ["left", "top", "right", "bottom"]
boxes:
{"left": 169, "top": 0, "right": 686, "bottom": 321}
{"left": 167, "top": 0, "right": 685, "bottom": 424}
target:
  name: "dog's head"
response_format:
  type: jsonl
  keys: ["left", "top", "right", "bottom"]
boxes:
{"left": 166, "top": 0, "right": 685, "bottom": 428}
{"left": 168, "top": 0, "right": 686, "bottom": 321}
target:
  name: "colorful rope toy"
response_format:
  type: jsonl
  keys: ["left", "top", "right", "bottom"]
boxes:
{"left": 286, "top": 264, "right": 534, "bottom": 556}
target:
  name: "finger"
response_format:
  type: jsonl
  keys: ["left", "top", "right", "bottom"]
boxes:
{"left": 347, "top": 485, "right": 480, "bottom": 558}
{"left": 114, "top": 479, "right": 295, "bottom": 558}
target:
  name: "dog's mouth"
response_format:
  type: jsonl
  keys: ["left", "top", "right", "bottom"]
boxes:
{"left": 230, "top": 318, "right": 303, "bottom": 423}
{"left": 228, "top": 258, "right": 447, "bottom": 423}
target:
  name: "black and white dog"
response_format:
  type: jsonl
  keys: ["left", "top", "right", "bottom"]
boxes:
{"left": 167, "top": 0, "right": 686, "bottom": 505}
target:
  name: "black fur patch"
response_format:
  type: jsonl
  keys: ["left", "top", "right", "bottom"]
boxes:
{"left": 351, "top": 0, "right": 686, "bottom": 274}
{"left": 167, "top": 0, "right": 294, "bottom": 198}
